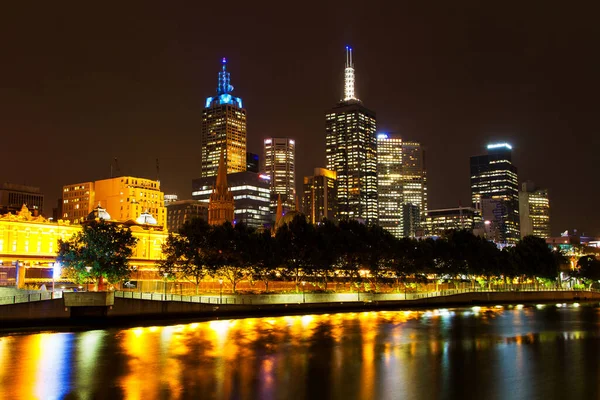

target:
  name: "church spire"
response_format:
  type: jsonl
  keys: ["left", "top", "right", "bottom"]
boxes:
{"left": 215, "top": 149, "right": 228, "bottom": 194}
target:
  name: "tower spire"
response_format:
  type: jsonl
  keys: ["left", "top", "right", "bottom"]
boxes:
{"left": 215, "top": 149, "right": 228, "bottom": 193}
{"left": 217, "top": 57, "right": 234, "bottom": 95}
{"left": 343, "top": 46, "right": 358, "bottom": 102}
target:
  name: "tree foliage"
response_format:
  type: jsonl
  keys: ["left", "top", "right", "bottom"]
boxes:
{"left": 57, "top": 220, "right": 138, "bottom": 287}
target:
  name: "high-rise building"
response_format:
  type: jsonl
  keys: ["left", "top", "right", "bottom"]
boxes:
{"left": 519, "top": 181, "right": 550, "bottom": 238}
{"left": 470, "top": 143, "right": 520, "bottom": 244}
{"left": 207, "top": 152, "right": 235, "bottom": 226}
{"left": 201, "top": 58, "right": 247, "bottom": 178}
{"left": 61, "top": 182, "right": 94, "bottom": 222}
{"left": 246, "top": 152, "right": 260, "bottom": 173}
{"left": 192, "top": 172, "right": 270, "bottom": 230}
{"left": 263, "top": 138, "right": 296, "bottom": 213}
{"left": 62, "top": 177, "right": 166, "bottom": 228}
{"left": 0, "top": 183, "right": 44, "bottom": 215}
{"left": 166, "top": 200, "right": 208, "bottom": 233}
{"left": 377, "top": 133, "right": 403, "bottom": 237}
{"left": 401, "top": 141, "right": 427, "bottom": 237}
{"left": 325, "top": 46, "right": 377, "bottom": 225}
{"left": 422, "top": 207, "right": 480, "bottom": 237}
{"left": 303, "top": 168, "right": 337, "bottom": 224}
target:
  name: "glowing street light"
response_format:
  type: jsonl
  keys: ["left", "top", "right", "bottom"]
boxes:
{"left": 302, "top": 281, "right": 306, "bottom": 303}
{"left": 163, "top": 272, "right": 168, "bottom": 300}
{"left": 85, "top": 266, "right": 92, "bottom": 291}
{"left": 219, "top": 278, "right": 223, "bottom": 304}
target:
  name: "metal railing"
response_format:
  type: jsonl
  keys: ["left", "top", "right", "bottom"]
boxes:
{"left": 114, "top": 287, "right": 600, "bottom": 306}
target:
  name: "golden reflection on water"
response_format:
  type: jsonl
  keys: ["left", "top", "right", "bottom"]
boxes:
{"left": 0, "top": 305, "right": 597, "bottom": 399}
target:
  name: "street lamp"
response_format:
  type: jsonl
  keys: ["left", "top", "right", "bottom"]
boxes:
{"left": 302, "top": 281, "right": 306, "bottom": 303}
{"left": 85, "top": 266, "right": 92, "bottom": 291}
{"left": 163, "top": 272, "right": 168, "bottom": 300}
{"left": 219, "top": 278, "right": 223, "bottom": 304}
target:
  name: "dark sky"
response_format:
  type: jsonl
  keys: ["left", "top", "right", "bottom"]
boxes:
{"left": 1, "top": 1, "right": 599, "bottom": 236}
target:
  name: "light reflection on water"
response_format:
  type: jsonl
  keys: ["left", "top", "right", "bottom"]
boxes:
{"left": 1, "top": 304, "right": 599, "bottom": 399}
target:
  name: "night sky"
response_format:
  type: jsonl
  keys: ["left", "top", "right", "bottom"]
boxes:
{"left": 1, "top": 2, "right": 598, "bottom": 236}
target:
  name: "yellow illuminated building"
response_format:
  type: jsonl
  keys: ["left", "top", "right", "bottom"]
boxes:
{"left": 63, "top": 176, "right": 166, "bottom": 229}
{"left": 0, "top": 205, "right": 167, "bottom": 285}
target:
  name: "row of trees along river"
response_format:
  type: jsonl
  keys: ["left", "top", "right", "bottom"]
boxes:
{"left": 57, "top": 216, "right": 600, "bottom": 295}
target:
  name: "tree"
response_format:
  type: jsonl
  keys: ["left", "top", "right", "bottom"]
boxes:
{"left": 57, "top": 220, "right": 138, "bottom": 289}
{"left": 576, "top": 255, "right": 600, "bottom": 289}
{"left": 513, "top": 235, "right": 561, "bottom": 287}
{"left": 312, "top": 219, "right": 341, "bottom": 290}
{"left": 249, "top": 229, "right": 278, "bottom": 292}
{"left": 275, "top": 214, "right": 317, "bottom": 292}
{"left": 210, "top": 222, "right": 252, "bottom": 294}
{"left": 158, "top": 218, "right": 212, "bottom": 295}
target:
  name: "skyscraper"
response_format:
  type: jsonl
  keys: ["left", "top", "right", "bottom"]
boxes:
{"left": 401, "top": 141, "right": 427, "bottom": 237}
{"left": 201, "top": 58, "right": 247, "bottom": 178}
{"left": 519, "top": 181, "right": 550, "bottom": 238}
{"left": 325, "top": 46, "right": 377, "bottom": 225}
{"left": 377, "top": 133, "right": 403, "bottom": 237}
{"left": 303, "top": 168, "right": 337, "bottom": 224}
{"left": 263, "top": 138, "right": 296, "bottom": 213}
{"left": 470, "top": 143, "right": 520, "bottom": 244}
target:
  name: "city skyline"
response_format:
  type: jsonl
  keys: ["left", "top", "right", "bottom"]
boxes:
{"left": 0, "top": 3, "right": 598, "bottom": 235}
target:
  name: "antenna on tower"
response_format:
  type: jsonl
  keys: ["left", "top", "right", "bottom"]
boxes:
{"left": 156, "top": 158, "right": 160, "bottom": 182}
{"left": 113, "top": 157, "right": 120, "bottom": 177}
{"left": 343, "top": 45, "right": 358, "bottom": 102}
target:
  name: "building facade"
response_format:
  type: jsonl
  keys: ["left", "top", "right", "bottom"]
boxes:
{"left": 470, "top": 143, "right": 520, "bottom": 244}
{"left": 61, "top": 182, "right": 95, "bottom": 223}
{"left": 166, "top": 200, "right": 208, "bottom": 233}
{"left": 62, "top": 177, "right": 166, "bottom": 229}
{"left": 519, "top": 181, "right": 550, "bottom": 238}
{"left": 0, "top": 204, "right": 167, "bottom": 287}
{"left": 422, "top": 207, "right": 479, "bottom": 237}
{"left": 246, "top": 152, "right": 260, "bottom": 173}
{"left": 325, "top": 46, "right": 377, "bottom": 225}
{"left": 263, "top": 138, "right": 296, "bottom": 213}
{"left": 207, "top": 152, "right": 235, "bottom": 226}
{"left": 401, "top": 141, "right": 427, "bottom": 237}
{"left": 376, "top": 134, "right": 403, "bottom": 237}
{"left": 193, "top": 171, "right": 270, "bottom": 230}
{"left": 201, "top": 58, "right": 247, "bottom": 178}
{"left": 303, "top": 168, "right": 337, "bottom": 224}
{"left": 0, "top": 183, "right": 44, "bottom": 215}
{"left": 164, "top": 194, "right": 178, "bottom": 206}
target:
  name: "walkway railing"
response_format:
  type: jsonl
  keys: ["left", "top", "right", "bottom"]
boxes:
{"left": 0, "top": 291, "right": 62, "bottom": 306}
{"left": 114, "top": 287, "right": 600, "bottom": 306}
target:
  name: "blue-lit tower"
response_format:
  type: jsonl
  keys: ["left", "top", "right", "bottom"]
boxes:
{"left": 325, "top": 46, "right": 378, "bottom": 225}
{"left": 201, "top": 58, "right": 247, "bottom": 178}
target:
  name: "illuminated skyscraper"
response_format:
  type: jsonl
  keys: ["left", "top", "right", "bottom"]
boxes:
{"left": 401, "top": 141, "right": 427, "bottom": 237}
{"left": 376, "top": 136, "right": 427, "bottom": 237}
{"left": 470, "top": 143, "right": 520, "bottom": 244}
{"left": 263, "top": 138, "right": 296, "bottom": 213}
{"left": 377, "top": 134, "right": 403, "bottom": 237}
{"left": 519, "top": 181, "right": 550, "bottom": 238}
{"left": 303, "top": 168, "right": 337, "bottom": 224}
{"left": 325, "top": 46, "right": 377, "bottom": 225}
{"left": 201, "top": 58, "right": 247, "bottom": 178}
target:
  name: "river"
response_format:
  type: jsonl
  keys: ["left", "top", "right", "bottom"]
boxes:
{"left": 0, "top": 303, "right": 598, "bottom": 399}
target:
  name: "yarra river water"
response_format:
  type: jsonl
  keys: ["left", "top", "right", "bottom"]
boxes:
{"left": 1, "top": 304, "right": 600, "bottom": 399}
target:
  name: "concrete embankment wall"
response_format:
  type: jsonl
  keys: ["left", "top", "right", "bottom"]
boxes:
{"left": 0, "top": 299, "right": 68, "bottom": 322}
{"left": 1, "top": 291, "right": 600, "bottom": 328}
